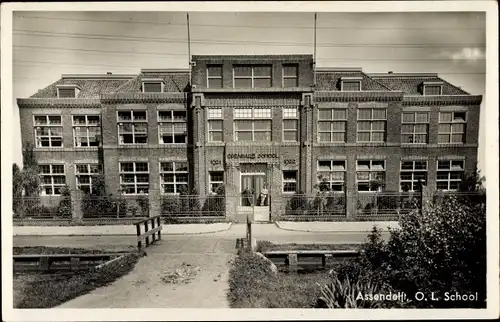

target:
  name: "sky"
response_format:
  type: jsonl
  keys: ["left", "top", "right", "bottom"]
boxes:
{"left": 11, "top": 11, "right": 486, "bottom": 171}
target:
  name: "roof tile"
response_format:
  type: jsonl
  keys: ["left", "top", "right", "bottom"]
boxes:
{"left": 371, "top": 76, "right": 469, "bottom": 95}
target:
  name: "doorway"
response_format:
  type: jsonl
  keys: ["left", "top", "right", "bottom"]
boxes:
{"left": 238, "top": 163, "right": 270, "bottom": 222}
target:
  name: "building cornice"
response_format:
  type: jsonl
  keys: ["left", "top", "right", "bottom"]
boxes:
{"left": 314, "top": 91, "right": 405, "bottom": 102}
{"left": 17, "top": 98, "right": 101, "bottom": 108}
{"left": 402, "top": 95, "right": 482, "bottom": 106}
{"left": 193, "top": 87, "right": 313, "bottom": 94}
{"left": 100, "top": 92, "right": 188, "bottom": 104}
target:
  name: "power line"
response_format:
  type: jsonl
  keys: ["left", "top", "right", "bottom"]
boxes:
{"left": 14, "top": 59, "right": 144, "bottom": 69}
{"left": 13, "top": 29, "right": 486, "bottom": 48}
{"left": 16, "top": 14, "right": 485, "bottom": 31}
{"left": 14, "top": 45, "right": 188, "bottom": 57}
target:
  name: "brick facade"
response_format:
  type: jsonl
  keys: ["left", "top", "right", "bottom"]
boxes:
{"left": 17, "top": 55, "right": 482, "bottom": 222}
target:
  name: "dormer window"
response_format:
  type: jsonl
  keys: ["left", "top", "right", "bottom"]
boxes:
{"left": 340, "top": 77, "right": 362, "bottom": 91}
{"left": 57, "top": 85, "right": 80, "bottom": 98}
{"left": 142, "top": 79, "right": 164, "bottom": 93}
{"left": 422, "top": 81, "right": 443, "bottom": 96}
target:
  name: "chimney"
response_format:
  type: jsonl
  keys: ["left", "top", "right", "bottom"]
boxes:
{"left": 388, "top": 71, "right": 393, "bottom": 74}
{"left": 107, "top": 72, "right": 112, "bottom": 75}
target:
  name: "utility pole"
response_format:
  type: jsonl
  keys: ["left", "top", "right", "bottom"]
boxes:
{"left": 313, "top": 12, "right": 317, "bottom": 87}
{"left": 187, "top": 13, "right": 192, "bottom": 83}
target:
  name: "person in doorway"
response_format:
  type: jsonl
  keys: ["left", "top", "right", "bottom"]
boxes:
{"left": 242, "top": 186, "right": 254, "bottom": 206}
{"left": 259, "top": 184, "right": 269, "bottom": 206}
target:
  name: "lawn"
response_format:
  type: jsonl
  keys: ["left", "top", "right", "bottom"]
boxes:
{"left": 13, "top": 246, "right": 141, "bottom": 308}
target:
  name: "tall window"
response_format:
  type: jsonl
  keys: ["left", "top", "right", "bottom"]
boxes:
{"left": 207, "top": 65, "right": 223, "bottom": 88}
{"left": 234, "top": 107, "right": 272, "bottom": 141}
{"left": 208, "top": 108, "right": 223, "bottom": 142}
{"left": 119, "top": 162, "right": 149, "bottom": 194}
{"left": 75, "top": 164, "right": 101, "bottom": 193}
{"left": 282, "top": 107, "right": 298, "bottom": 141}
{"left": 118, "top": 111, "right": 148, "bottom": 145}
{"left": 423, "top": 85, "right": 442, "bottom": 96}
{"left": 356, "top": 160, "right": 385, "bottom": 192}
{"left": 39, "top": 164, "right": 66, "bottom": 196}
{"left": 160, "top": 161, "right": 188, "bottom": 194}
{"left": 209, "top": 171, "right": 224, "bottom": 193}
{"left": 73, "top": 115, "right": 101, "bottom": 147}
{"left": 437, "top": 160, "right": 464, "bottom": 191}
{"left": 34, "top": 115, "right": 63, "bottom": 147}
{"left": 318, "top": 108, "right": 347, "bottom": 142}
{"left": 357, "top": 108, "right": 387, "bottom": 142}
{"left": 233, "top": 65, "right": 272, "bottom": 88}
{"left": 282, "top": 64, "right": 298, "bottom": 87}
{"left": 158, "top": 110, "right": 187, "bottom": 144}
{"left": 401, "top": 112, "right": 429, "bottom": 144}
{"left": 341, "top": 80, "right": 361, "bottom": 91}
{"left": 317, "top": 160, "right": 346, "bottom": 192}
{"left": 400, "top": 161, "right": 427, "bottom": 192}
{"left": 283, "top": 170, "right": 298, "bottom": 193}
{"left": 438, "top": 111, "right": 466, "bottom": 144}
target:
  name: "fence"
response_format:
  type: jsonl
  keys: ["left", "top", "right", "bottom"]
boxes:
{"left": 160, "top": 194, "right": 226, "bottom": 219}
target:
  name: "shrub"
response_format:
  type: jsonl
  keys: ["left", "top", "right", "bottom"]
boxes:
{"left": 201, "top": 185, "right": 226, "bottom": 216}
{"left": 160, "top": 194, "right": 180, "bottom": 215}
{"left": 285, "top": 192, "right": 309, "bottom": 216}
{"left": 57, "top": 185, "right": 72, "bottom": 217}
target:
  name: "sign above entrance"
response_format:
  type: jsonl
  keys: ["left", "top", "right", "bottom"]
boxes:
{"left": 227, "top": 153, "right": 279, "bottom": 160}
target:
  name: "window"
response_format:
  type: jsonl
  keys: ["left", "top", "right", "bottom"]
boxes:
{"left": 233, "top": 65, "right": 272, "bottom": 88}
{"left": 75, "top": 164, "right": 101, "bottom": 194}
{"left": 58, "top": 88, "right": 76, "bottom": 98}
{"left": 356, "top": 160, "right": 385, "bottom": 192}
{"left": 234, "top": 107, "right": 272, "bottom": 141}
{"left": 401, "top": 112, "right": 429, "bottom": 144}
{"left": 423, "top": 85, "right": 442, "bottom": 96}
{"left": 438, "top": 112, "right": 466, "bottom": 144}
{"left": 437, "top": 160, "right": 464, "bottom": 191}
{"left": 282, "top": 64, "right": 298, "bottom": 87}
{"left": 160, "top": 161, "right": 188, "bottom": 194}
{"left": 400, "top": 161, "right": 427, "bottom": 192}
{"left": 119, "top": 162, "right": 149, "bottom": 194}
{"left": 341, "top": 81, "right": 361, "bottom": 91}
{"left": 317, "top": 160, "right": 346, "bottom": 192}
{"left": 158, "top": 110, "right": 187, "bottom": 144}
{"left": 283, "top": 170, "right": 298, "bottom": 193}
{"left": 39, "top": 164, "right": 66, "bottom": 196}
{"left": 283, "top": 108, "right": 298, "bottom": 141}
{"left": 142, "top": 81, "right": 163, "bottom": 93}
{"left": 318, "top": 108, "right": 347, "bottom": 142}
{"left": 73, "top": 115, "right": 101, "bottom": 147}
{"left": 117, "top": 111, "right": 147, "bottom": 145}
{"left": 208, "top": 108, "right": 223, "bottom": 142}
{"left": 209, "top": 171, "right": 224, "bottom": 193}
{"left": 207, "top": 65, "right": 223, "bottom": 88}
{"left": 357, "top": 108, "right": 387, "bottom": 142}
{"left": 34, "top": 115, "right": 63, "bottom": 147}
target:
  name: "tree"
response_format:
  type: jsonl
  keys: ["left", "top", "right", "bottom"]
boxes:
{"left": 57, "top": 185, "right": 72, "bottom": 217}
{"left": 12, "top": 144, "right": 42, "bottom": 217}
{"left": 202, "top": 185, "right": 226, "bottom": 216}
{"left": 13, "top": 164, "right": 24, "bottom": 215}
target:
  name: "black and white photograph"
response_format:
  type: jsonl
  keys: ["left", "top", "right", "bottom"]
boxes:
{"left": 1, "top": 1, "right": 498, "bottom": 321}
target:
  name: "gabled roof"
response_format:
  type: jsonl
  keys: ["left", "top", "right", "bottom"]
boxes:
{"left": 315, "top": 69, "right": 391, "bottom": 91}
{"left": 368, "top": 73, "right": 469, "bottom": 95}
{"left": 115, "top": 69, "right": 190, "bottom": 93}
{"left": 30, "top": 75, "right": 136, "bottom": 99}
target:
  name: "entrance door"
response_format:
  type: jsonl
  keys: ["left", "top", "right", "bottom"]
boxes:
{"left": 241, "top": 174, "right": 266, "bottom": 206}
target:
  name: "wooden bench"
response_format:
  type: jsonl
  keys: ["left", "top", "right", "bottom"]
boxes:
{"left": 13, "top": 253, "right": 126, "bottom": 272}
{"left": 134, "top": 215, "right": 163, "bottom": 251}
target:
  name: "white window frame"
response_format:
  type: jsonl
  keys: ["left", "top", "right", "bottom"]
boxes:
{"left": 282, "top": 64, "right": 298, "bottom": 87}
{"left": 159, "top": 161, "right": 189, "bottom": 195}
{"left": 56, "top": 85, "right": 80, "bottom": 98}
{"left": 340, "top": 77, "right": 362, "bottom": 91}
{"left": 317, "top": 160, "right": 346, "bottom": 192}
{"left": 207, "top": 65, "right": 223, "bottom": 89}
{"left": 234, "top": 107, "right": 272, "bottom": 142}
{"left": 282, "top": 170, "right": 298, "bottom": 193}
{"left": 39, "top": 164, "right": 66, "bottom": 196}
{"left": 436, "top": 160, "right": 465, "bottom": 191}
{"left": 232, "top": 65, "right": 272, "bottom": 88}
{"left": 117, "top": 111, "right": 148, "bottom": 145}
{"left": 401, "top": 112, "right": 429, "bottom": 144}
{"left": 399, "top": 161, "right": 428, "bottom": 192}
{"left": 72, "top": 115, "right": 101, "bottom": 147}
{"left": 423, "top": 84, "right": 443, "bottom": 96}
{"left": 119, "top": 162, "right": 150, "bottom": 195}
{"left": 209, "top": 171, "right": 224, "bottom": 193}
{"left": 75, "top": 164, "right": 101, "bottom": 193}
{"left": 282, "top": 107, "right": 299, "bottom": 142}
{"left": 318, "top": 108, "right": 347, "bottom": 143}
{"left": 356, "top": 160, "right": 386, "bottom": 192}
{"left": 142, "top": 80, "right": 164, "bottom": 93}
{"left": 207, "top": 108, "right": 224, "bottom": 142}
{"left": 158, "top": 110, "right": 187, "bottom": 144}
{"left": 357, "top": 108, "right": 387, "bottom": 143}
{"left": 438, "top": 111, "right": 467, "bottom": 144}
{"left": 33, "top": 115, "right": 63, "bottom": 148}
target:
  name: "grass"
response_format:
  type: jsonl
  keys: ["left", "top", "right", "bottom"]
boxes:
{"left": 13, "top": 247, "right": 141, "bottom": 308}
{"left": 13, "top": 246, "right": 109, "bottom": 255}
{"left": 228, "top": 250, "right": 331, "bottom": 308}
{"left": 255, "top": 241, "right": 361, "bottom": 253}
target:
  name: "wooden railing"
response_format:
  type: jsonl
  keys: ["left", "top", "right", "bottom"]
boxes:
{"left": 134, "top": 215, "right": 163, "bottom": 251}
{"left": 13, "top": 253, "right": 126, "bottom": 272}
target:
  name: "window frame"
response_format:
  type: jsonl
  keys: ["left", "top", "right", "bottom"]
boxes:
{"left": 232, "top": 65, "right": 272, "bottom": 88}
{"left": 209, "top": 171, "right": 224, "bottom": 193}
{"left": 436, "top": 160, "right": 465, "bottom": 191}
{"left": 207, "top": 65, "right": 223, "bottom": 89}
{"left": 282, "top": 170, "right": 298, "bottom": 193}
{"left": 33, "top": 115, "right": 64, "bottom": 148}
{"left": 119, "top": 161, "right": 150, "bottom": 195}
{"left": 282, "top": 107, "right": 299, "bottom": 142}
{"left": 159, "top": 161, "right": 189, "bottom": 195}
{"left": 207, "top": 108, "right": 224, "bottom": 142}
{"left": 282, "top": 64, "right": 299, "bottom": 87}
{"left": 72, "top": 115, "right": 101, "bottom": 147}
{"left": 401, "top": 111, "right": 430, "bottom": 144}
{"left": 157, "top": 110, "right": 188, "bottom": 145}
{"left": 423, "top": 84, "right": 443, "bottom": 96}
{"left": 39, "top": 164, "right": 66, "bottom": 196}
{"left": 438, "top": 111, "right": 467, "bottom": 144}
{"left": 142, "top": 81, "right": 164, "bottom": 93}
{"left": 356, "top": 160, "right": 386, "bottom": 192}
{"left": 356, "top": 108, "right": 387, "bottom": 143}
{"left": 318, "top": 108, "right": 348, "bottom": 143}
{"left": 75, "top": 163, "right": 101, "bottom": 193}
{"left": 233, "top": 107, "right": 273, "bottom": 142}
{"left": 317, "top": 160, "right": 347, "bottom": 192}
{"left": 399, "top": 160, "right": 428, "bottom": 192}
{"left": 117, "top": 110, "right": 148, "bottom": 145}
